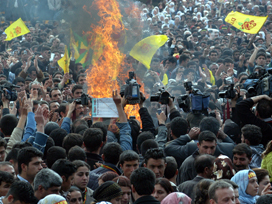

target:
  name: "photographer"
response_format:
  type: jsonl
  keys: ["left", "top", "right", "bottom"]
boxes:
{"left": 236, "top": 94, "right": 272, "bottom": 146}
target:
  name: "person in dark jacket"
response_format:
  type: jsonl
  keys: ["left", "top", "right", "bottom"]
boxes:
{"left": 236, "top": 94, "right": 272, "bottom": 147}
{"left": 177, "top": 154, "right": 215, "bottom": 201}
{"left": 88, "top": 142, "right": 123, "bottom": 191}
{"left": 82, "top": 128, "right": 103, "bottom": 170}
{"left": 130, "top": 167, "right": 160, "bottom": 204}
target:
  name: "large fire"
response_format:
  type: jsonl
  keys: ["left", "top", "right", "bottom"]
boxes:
{"left": 85, "top": 0, "right": 143, "bottom": 123}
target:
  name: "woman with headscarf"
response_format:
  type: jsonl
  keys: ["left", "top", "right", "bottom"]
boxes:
{"left": 231, "top": 169, "right": 259, "bottom": 204}
{"left": 92, "top": 181, "right": 123, "bottom": 204}
{"left": 212, "top": 155, "right": 236, "bottom": 180}
{"left": 161, "top": 192, "right": 191, "bottom": 204}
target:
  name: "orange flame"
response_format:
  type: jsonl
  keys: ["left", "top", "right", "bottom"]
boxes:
{"left": 85, "top": 0, "right": 143, "bottom": 124}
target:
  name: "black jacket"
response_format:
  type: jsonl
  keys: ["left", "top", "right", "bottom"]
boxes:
{"left": 86, "top": 152, "right": 103, "bottom": 171}
{"left": 133, "top": 195, "right": 160, "bottom": 204}
{"left": 236, "top": 98, "right": 272, "bottom": 146}
{"left": 164, "top": 134, "right": 235, "bottom": 168}
{"left": 178, "top": 175, "right": 204, "bottom": 201}
{"left": 139, "top": 107, "right": 155, "bottom": 135}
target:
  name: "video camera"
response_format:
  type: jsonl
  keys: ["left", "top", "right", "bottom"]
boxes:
{"left": 120, "top": 72, "right": 144, "bottom": 105}
{"left": 177, "top": 82, "right": 210, "bottom": 114}
{"left": 218, "top": 84, "right": 236, "bottom": 99}
{"left": 243, "top": 68, "right": 272, "bottom": 98}
{"left": 0, "top": 83, "right": 19, "bottom": 105}
{"left": 74, "top": 93, "right": 91, "bottom": 105}
{"left": 150, "top": 88, "right": 175, "bottom": 104}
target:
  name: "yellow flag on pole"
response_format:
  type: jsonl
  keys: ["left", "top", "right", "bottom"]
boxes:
{"left": 130, "top": 35, "right": 168, "bottom": 69}
{"left": 5, "top": 18, "right": 30, "bottom": 41}
{"left": 70, "top": 29, "right": 80, "bottom": 60}
{"left": 225, "top": 11, "right": 267, "bottom": 34}
{"left": 58, "top": 45, "right": 70, "bottom": 74}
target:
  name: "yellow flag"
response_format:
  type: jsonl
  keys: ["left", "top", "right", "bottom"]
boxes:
{"left": 58, "top": 45, "right": 70, "bottom": 74}
{"left": 70, "top": 29, "right": 80, "bottom": 59}
{"left": 225, "top": 11, "right": 267, "bottom": 34}
{"left": 162, "top": 73, "right": 168, "bottom": 86}
{"left": 5, "top": 18, "right": 30, "bottom": 41}
{"left": 130, "top": 35, "right": 168, "bottom": 69}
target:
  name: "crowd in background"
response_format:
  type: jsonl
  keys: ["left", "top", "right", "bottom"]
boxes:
{"left": 0, "top": 0, "right": 271, "bottom": 204}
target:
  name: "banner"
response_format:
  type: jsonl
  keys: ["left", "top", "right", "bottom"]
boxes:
{"left": 5, "top": 18, "right": 30, "bottom": 41}
{"left": 225, "top": 11, "right": 267, "bottom": 34}
{"left": 130, "top": 35, "right": 168, "bottom": 69}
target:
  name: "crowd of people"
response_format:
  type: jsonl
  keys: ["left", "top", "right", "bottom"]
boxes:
{"left": 0, "top": 0, "right": 272, "bottom": 204}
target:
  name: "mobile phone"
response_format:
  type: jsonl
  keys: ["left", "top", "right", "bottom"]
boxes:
{"left": 157, "top": 108, "right": 162, "bottom": 114}
{"left": 9, "top": 102, "right": 14, "bottom": 109}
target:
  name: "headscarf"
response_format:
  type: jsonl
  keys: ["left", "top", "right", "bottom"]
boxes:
{"left": 161, "top": 192, "right": 191, "bottom": 204}
{"left": 231, "top": 169, "right": 257, "bottom": 204}
{"left": 213, "top": 155, "right": 236, "bottom": 180}
{"left": 38, "top": 195, "right": 67, "bottom": 204}
{"left": 93, "top": 181, "right": 123, "bottom": 202}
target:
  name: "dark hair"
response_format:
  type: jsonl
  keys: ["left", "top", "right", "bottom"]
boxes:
{"left": 262, "top": 141, "right": 272, "bottom": 158}
{"left": 91, "top": 122, "right": 108, "bottom": 142}
{"left": 0, "top": 115, "right": 18, "bottom": 136}
{"left": 155, "top": 178, "right": 174, "bottom": 194}
{"left": 59, "top": 103, "right": 68, "bottom": 115}
{"left": 98, "top": 171, "right": 119, "bottom": 182}
{"left": 119, "top": 150, "right": 139, "bottom": 165}
{"left": 62, "top": 133, "right": 83, "bottom": 154}
{"left": 53, "top": 71, "right": 63, "bottom": 78}
{"left": 49, "top": 128, "right": 67, "bottom": 147}
{"left": 141, "top": 139, "right": 158, "bottom": 157}
{"left": 252, "top": 168, "right": 269, "bottom": 184}
{"left": 130, "top": 167, "right": 155, "bottom": 195}
{"left": 13, "top": 77, "right": 25, "bottom": 85}
{"left": 179, "top": 54, "right": 190, "bottom": 63}
{"left": 144, "top": 148, "right": 166, "bottom": 165}
{"left": 256, "top": 99, "right": 272, "bottom": 119}
{"left": 232, "top": 143, "right": 252, "bottom": 159}
{"left": 198, "top": 131, "right": 217, "bottom": 144}
{"left": 83, "top": 128, "right": 103, "bottom": 152}
{"left": 194, "top": 179, "right": 215, "bottom": 204}
{"left": 5, "top": 148, "right": 19, "bottom": 162}
{"left": 0, "top": 138, "right": 7, "bottom": 149}
{"left": 68, "top": 145, "right": 87, "bottom": 162}
{"left": 256, "top": 194, "right": 272, "bottom": 204}
{"left": 164, "top": 157, "right": 177, "bottom": 179}
{"left": 194, "top": 154, "right": 215, "bottom": 174}
{"left": 103, "top": 143, "right": 123, "bottom": 165}
{"left": 46, "top": 146, "right": 66, "bottom": 168}
{"left": 44, "top": 122, "right": 59, "bottom": 135}
{"left": 256, "top": 52, "right": 267, "bottom": 59}
{"left": 0, "top": 171, "right": 14, "bottom": 186}
{"left": 136, "top": 132, "right": 154, "bottom": 154}
{"left": 72, "top": 84, "right": 83, "bottom": 94}
{"left": 49, "top": 87, "right": 61, "bottom": 98}
{"left": 51, "top": 159, "right": 77, "bottom": 180}
{"left": 17, "top": 147, "right": 43, "bottom": 174}
{"left": 72, "top": 160, "right": 90, "bottom": 170}
{"left": 199, "top": 117, "right": 220, "bottom": 135}
{"left": 170, "top": 117, "right": 188, "bottom": 137}
{"left": 71, "top": 119, "right": 88, "bottom": 133}
{"left": 241, "top": 124, "right": 262, "bottom": 145}
{"left": 76, "top": 74, "right": 86, "bottom": 83}
{"left": 112, "top": 176, "right": 131, "bottom": 188}
{"left": 6, "top": 181, "right": 38, "bottom": 203}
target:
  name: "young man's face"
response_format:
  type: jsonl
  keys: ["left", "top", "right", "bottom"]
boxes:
{"left": 15, "top": 82, "right": 25, "bottom": 92}
{"left": 120, "top": 160, "right": 139, "bottom": 179}
{"left": 25, "top": 156, "right": 43, "bottom": 181}
{"left": 144, "top": 158, "right": 166, "bottom": 178}
{"left": 256, "top": 55, "right": 266, "bottom": 66}
{"left": 29, "top": 71, "right": 37, "bottom": 81}
{"left": 72, "top": 89, "right": 83, "bottom": 99}
{"left": 233, "top": 153, "right": 251, "bottom": 172}
{"left": 77, "top": 76, "right": 87, "bottom": 85}
{"left": 51, "top": 90, "right": 63, "bottom": 103}
{"left": 0, "top": 181, "right": 12, "bottom": 197}
{"left": 62, "top": 173, "right": 75, "bottom": 192}
{"left": 197, "top": 140, "right": 216, "bottom": 155}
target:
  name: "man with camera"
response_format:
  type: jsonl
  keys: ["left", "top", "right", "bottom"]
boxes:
{"left": 236, "top": 94, "right": 272, "bottom": 146}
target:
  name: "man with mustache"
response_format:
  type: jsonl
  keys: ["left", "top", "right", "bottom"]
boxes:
{"left": 232, "top": 143, "right": 252, "bottom": 172}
